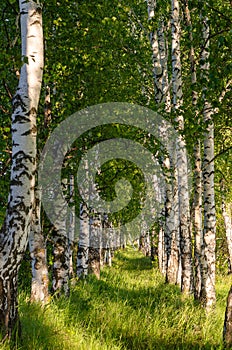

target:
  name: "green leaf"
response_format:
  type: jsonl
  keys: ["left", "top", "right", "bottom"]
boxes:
{"left": 22, "top": 56, "right": 29, "bottom": 64}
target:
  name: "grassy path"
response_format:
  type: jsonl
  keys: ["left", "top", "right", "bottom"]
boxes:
{"left": 3, "top": 247, "right": 232, "bottom": 349}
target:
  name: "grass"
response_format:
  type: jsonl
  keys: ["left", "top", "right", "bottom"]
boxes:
{"left": 2, "top": 246, "right": 232, "bottom": 349}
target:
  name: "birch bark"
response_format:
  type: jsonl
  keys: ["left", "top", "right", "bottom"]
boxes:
{"left": 147, "top": 0, "right": 180, "bottom": 282}
{"left": 87, "top": 146, "right": 102, "bottom": 279}
{"left": 29, "top": 189, "right": 49, "bottom": 304}
{"left": 183, "top": 0, "right": 202, "bottom": 299}
{"left": 220, "top": 180, "right": 232, "bottom": 272}
{"left": 68, "top": 175, "right": 75, "bottom": 278}
{"left": 171, "top": 0, "right": 193, "bottom": 293}
{"left": 77, "top": 202, "right": 89, "bottom": 278}
{"left": 102, "top": 215, "right": 113, "bottom": 267}
{"left": 0, "top": 0, "right": 43, "bottom": 337}
{"left": 193, "top": 139, "right": 203, "bottom": 299}
{"left": 77, "top": 157, "right": 89, "bottom": 278}
{"left": 88, "top": 210, "right": 101, "bottom": 279}
{"left": 51, "top": 178, "right": 70, "bottom": 296}
{"left": 200, "top": 16, "right": 216, "bottom": 309}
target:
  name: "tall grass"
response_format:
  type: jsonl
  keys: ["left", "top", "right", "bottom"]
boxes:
{"left": 2, "top": 247, "right": 232, "bottom": 349}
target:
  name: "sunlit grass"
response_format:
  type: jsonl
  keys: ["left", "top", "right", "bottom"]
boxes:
{"left": 2, "top": 246, "right": 232, "bottom": 349}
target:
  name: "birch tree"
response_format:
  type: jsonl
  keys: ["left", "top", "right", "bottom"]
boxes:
{"left": 200, "top": 15, "right": 216, "bottom": 309}
{"left": 68, "top": 174, "right": 75, "bottom": 278}
{"left": 147, "top": 0, "right": 181, "bottom": 285}
{"left": 88, "top": 210, "right": 102, "bottom": 279}
{"left": 182, "top": 0, "right": 202, "bottom": 299}
{"left": 77, "top": 156, "right": 90, "bottom": 279}
{"left": 223, "top": 285, "right": 232, "bottom": 347}
{"left": 51, "top": 177, "right": 70, "bottom": 296}
{"left": 77, "top": 202, "right": 89, "bottom": 278}
{"left": 0, "top": 0, "right": 43, "bottom": 338}
{"left": 223, "top": 178, "right": 232, "bottom": 347}
{"left": 147, "top": 0, "right": 163, "bottom": 105}
{"left": 29, "top": 189, "right": 49, "bottom": 303}
{"left": 171, "top": 0, "right": 193, "bottom": 293}
{"left": 221, "top": 181, "right": 232, "bottom": 271}
{"left": 88, "top": 146, "right": 102, "bottom": 279}
{"left": 102, "top": 215, "right": 113, "bottom": 267}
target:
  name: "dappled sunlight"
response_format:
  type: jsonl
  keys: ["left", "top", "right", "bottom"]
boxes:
{"left": 6, "top": 248, "right": 228, "bottom": 349}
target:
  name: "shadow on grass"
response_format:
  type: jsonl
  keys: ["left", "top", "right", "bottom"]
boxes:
{"left": 17, "top": 249, "right": 223, "bottom": 350}
{"left": 113, "top": 249, "right": 153, "bottom": 271}
{"left": 64, "top": 278, "right": 217, "bottom": 350}
{"left": 19, "top": 301, "right": 66, "bottom": 350}
{"left": 57, "top": 251, "right": 219, "bottom": 350}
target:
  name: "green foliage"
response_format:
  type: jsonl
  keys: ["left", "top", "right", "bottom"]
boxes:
{"left": 0, "top": 2, "right": 231, "bottom": 346}
{"left": 41, "top": 0, "right": 152, "bottom": 125}
{"left": 0, "top": 1, "right": 20, "bottom": 226}
{"left": 61, "top": 122, "right": 165, "bottom": 232}
{"left": 96, "top": 158, "right": 146, "bottom": 226}
{"left": 1, "top": 0, "right": 231, "bottom": 243}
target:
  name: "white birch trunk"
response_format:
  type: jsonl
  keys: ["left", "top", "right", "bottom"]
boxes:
{"left": 171, "top": 0, "right": 193, "bottom": 293}
{"left": 68, "top": 175, "right": 75, "bottom": 278}
{"left": 200, "top": 16, "right": 216, "bottom": 309}
{"left": 0, "top": 0, "right": 43, "bottom": 337}
{"left": 77, "top": 156, "right": 90, "bottom": 279}
{"left": 88, "top": 210, "right": 101, "bottom": 279}
{"left": 102, "top": 215, "right": 114, "bottom": 267}
{"left": 223, "top": 203, "right": 232, "bottom": 272}
{"left": 183, "top": 0, "right": 202, "bottom": 299}
{"left": 147, "top": 0, "right": 162, "bottom": 106}
{"left": 157, "top": 21, "right": 171, "bottom": 111}
{"left": 166, "top": 163, "right": 181, "bottom": 285}
{"left": 147, "top": 0, "right": 183, "bottom": 285}
{"left": 77, "top": 202, "right": 89, "bottom": 278}
{"left": 139, "top": 232, "right": 150, "bottom": 256}
{"left": 158, "top": 226, "right": 166, "bottom": 274}
{"left": 52, "top": 178, "right": 70, "bottom": 296}
{"left": 87, "top": 145, "right": 102, "bottom": 279}
{"left": 160, "top": 123, "right": 180, "bottom": 285}
{"left": 104, "top": 249, "right": 112, "bottom": 267}
{"left": 193, "top": 140, "right": 203, "bottom": 299}
{"left": 29, "top": 189, "right": 49, "bottom": 304}
{"left": 139, "top": 212, "right": 150, "bottom": 256}
{"left": 221, "top": 181, "right": 232, "bottom": 272}
{"left": 120, "top": 226, "right": 127, "bottom": 249}
{"left": 147, "top": 0, "right": 179, "bottom": 281}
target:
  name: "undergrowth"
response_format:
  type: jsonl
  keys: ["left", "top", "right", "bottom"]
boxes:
{"left": 2, "top": 247, "right": 232, "bottom": 349}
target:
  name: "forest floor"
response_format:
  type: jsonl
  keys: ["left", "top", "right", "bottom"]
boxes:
{"left": 3, "top": 247, "right": 232, "bottom": 350}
